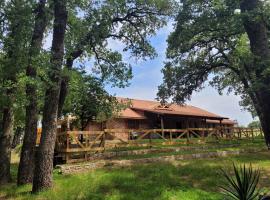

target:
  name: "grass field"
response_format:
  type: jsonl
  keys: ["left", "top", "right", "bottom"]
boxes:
{"left": 1, "top": 140, "right": 270, "bottom": 200}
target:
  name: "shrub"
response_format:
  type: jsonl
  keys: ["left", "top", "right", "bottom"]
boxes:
{"left": 220, "top": 163, "right": 261, "bottom": 200}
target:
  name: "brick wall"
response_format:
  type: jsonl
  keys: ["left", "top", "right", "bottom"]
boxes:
{"left": 85, "top": 121, "right": 103, "bottom": 131}
{"left": 106, "top": 119, "right": 129, "bottom": 140}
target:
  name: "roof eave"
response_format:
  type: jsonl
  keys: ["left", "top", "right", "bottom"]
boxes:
{"left": 132, "top": 107, "right": 228, "bottom": 120}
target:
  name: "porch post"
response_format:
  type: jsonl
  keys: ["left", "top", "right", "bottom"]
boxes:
{"left": 219, "top": 119, "right": 222, "bottom": 138}
{"left": 202, "top": 118, "right": 206, "bottom": 138}
{"left": 161, "top": 115, "right": 164, "bottom": 138}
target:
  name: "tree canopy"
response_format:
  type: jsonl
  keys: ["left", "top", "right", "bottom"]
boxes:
{"left": 157, "top": 0, "right": 270, "bottom": 146}
{"left": 248, "top": 120, "right": 261, "bottom": 129}
{"left": 0, "top": 0, "right": 175, "bottom": 188}
{"left": 158, "top": 0, "right": 269, "bottom": 106}
{"left": 63, "top": 70, "right": 128, "bottom": 130}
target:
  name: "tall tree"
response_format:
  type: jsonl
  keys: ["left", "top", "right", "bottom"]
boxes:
{"left": 32, "top": 0, "right": 67, "bottom": 192}
{"left": 32, "top": 0, "right": 172, "bottom": 192}
{"left": 157, "top": 0, "right": 270, "bottom": 147}
{"left": 57, "top": 0, "right": 172, "bottom": 117}
{"left": 17, "top": 0, "right": 48, "bottom": 185}
{"left": 0, "top": 0, "right": 33, "bottom": 183}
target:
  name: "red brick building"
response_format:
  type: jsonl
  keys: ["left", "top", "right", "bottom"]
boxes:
{"left": 85, "top": 98, "right": 236, "bottom": 139}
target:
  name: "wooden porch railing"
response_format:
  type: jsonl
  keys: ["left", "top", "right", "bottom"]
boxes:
{"left": 55, "top": 127, "right": 263, "bottom": 163}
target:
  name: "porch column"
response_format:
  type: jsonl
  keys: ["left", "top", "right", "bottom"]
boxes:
{"left": 219, "top": 119, "right": 222, "bottom": 138}
{"left": 161, "top": 115, "right": 164, "bottom": 137}
{"left": 202, "top": 118, "right": 206, "bottom": 138}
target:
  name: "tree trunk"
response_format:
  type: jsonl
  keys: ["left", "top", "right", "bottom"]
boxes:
{"left": 12, "top": 127, "right": 24, "bottom": 149}
{"left": 32, "top": 0, "right": 67, "bottom": 193}
{"left": 17, "top": 0, "right": 47, "bottom": 185}
{"left": 58, "top": 75, "right": 69, "bottom": 118}
{"left": 58, "top": 50, "right": 82, "bottom": 118}
{"left": 0, "top": 107, "right": 14, "bottom": 184}
{"left": 255, "top": 92, "right": 270, "bottom": 148}
{"left": 240, "top": 0, "right": 270, "bottom": 147}
{"left": 258, "top": 108, "right": 270, "bottom": 149}
{"left": 240, "top": 0, "right": 270, "bottom": 58}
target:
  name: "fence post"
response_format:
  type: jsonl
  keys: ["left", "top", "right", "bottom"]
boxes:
{"left": 149, "top": 130, "right": 153, "bottom": 148}
{"left": 203, "top": 128, "right": 207, "bottom": 143}
{"left": 187, "top": 129, "right": 190, "bottom": 144}
{"left": 128, "top": 131, "right": 131, "bottom": 144}
{"left": 66, "top": 132, "right": 69, "bottom": 151}
{"left": 216, "top": 128, "right": 218, "bottom": 141}
{"left": 170, "top": 131, "right": 172, "bottom": 144}
{"left": 201, "top": 128, "right": 204, "bottom": 141}
{"left": 239, "top": 129, "right": 242, "bottom": 139}
{"left": 251, "top": 128, "right": 254, "bottom": 141}
{"left": 66, "top": 132, "right": 70, "bottom": 163}
{"left": 103, "top": 131, "right": 106, "bottom": 151}
{"left": 260, "top": 127, "right": 263, "bottom": 139}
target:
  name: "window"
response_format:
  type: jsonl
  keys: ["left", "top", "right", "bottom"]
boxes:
{"left": 127, "top": 120, "right": 140, "bottom": 129}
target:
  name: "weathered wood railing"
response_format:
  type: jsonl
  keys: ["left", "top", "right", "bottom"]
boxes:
{"left": 55, "top": 127, "right": 263, "bottom": 163}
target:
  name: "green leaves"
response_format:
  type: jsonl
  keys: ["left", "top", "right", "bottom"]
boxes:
{"left": 92, "top": 50, "right": 132, "bottom": 88}
{"left": 63, "top": 70, "right": 127, "bottom": 129}
{"left": 63, "top": 0, "right": 175, "bottom": 100}
{"left": 220, "top": 163, "right": 261, "bottom": 200}
{"left": 158, "top": 0, "right": 270, "bottom": 118}
{"left": 0, "top": 0, "right": 35, "bottom": 129}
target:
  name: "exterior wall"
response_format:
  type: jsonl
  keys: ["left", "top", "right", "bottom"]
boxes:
{"left": 85, "top": 121, "right": 103, "bottom": 131}
{"left": 85, "top": 117, "right": 235, "bottom": 140}
{"left": 106, "top": 119, "right": 128, "bottom": 129}
{"left": 106, "top": 119, "right": 129, "bottom": 140}
{"left": 85, "top": 118, "right": 151, "bottom": 140}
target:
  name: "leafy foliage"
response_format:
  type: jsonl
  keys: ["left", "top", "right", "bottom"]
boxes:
{"left": 220, "top": 163, "right": 261, "bottom": 200}
{"left": 157, "top": 0, "right": 270, "bottom": 116}
{"left": 64, "top": 0, "right": 174, "bottom": 87}
{"left": 63, "top": 70, "right": 128, "bottom": 129}
{"left": 0, "top": 0, "right": 35, "bottom": 130}
{"left": 56, "top": 0, "right": 175, "bottom": 118}
{"left": 248, "top": 121, "right": 261, "bottom": 129}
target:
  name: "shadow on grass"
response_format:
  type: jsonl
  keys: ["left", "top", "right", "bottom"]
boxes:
{"left": 2, "top": 162, "right": 223, "bottom": 200}
{"left": 0, "top": 163, "right": 32, "bottom": 199}
{"left": 1, "top": 151, "right": 270, "bottom": 200}
{"left": 80, "top": 162, "right": 222, "bottom": 200}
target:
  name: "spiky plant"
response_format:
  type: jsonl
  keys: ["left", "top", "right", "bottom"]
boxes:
{"left": 220, "top": 163, "right": 261, "bottom": 200}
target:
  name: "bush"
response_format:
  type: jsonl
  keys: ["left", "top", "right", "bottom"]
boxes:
{"left": 220, "top": 163, "right": 261, "bottom": 200}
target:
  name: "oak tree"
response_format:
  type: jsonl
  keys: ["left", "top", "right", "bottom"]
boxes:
{"left": 0, "top": 0, "right": 33, "bottom": 183}
{"left": 158, "top": 0, "right": 270, "bottom": 147}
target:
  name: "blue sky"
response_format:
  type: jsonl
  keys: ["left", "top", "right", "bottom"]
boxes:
{"left": 44, "top": 20, "right": 254, "bottom": 126}
{"left": 105, "top": 23, "right": 254, "bottom": 126}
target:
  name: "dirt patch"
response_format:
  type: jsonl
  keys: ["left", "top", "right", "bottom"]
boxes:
{"left": 57, "top": 148, "right": 265, "bottom": 174}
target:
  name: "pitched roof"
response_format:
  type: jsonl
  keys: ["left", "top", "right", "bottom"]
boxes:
{"left": 117, "top": 97, "right": 229, "bottom": 120}
{"left": 118, "top": 108, "right": 146, "bottom": 119}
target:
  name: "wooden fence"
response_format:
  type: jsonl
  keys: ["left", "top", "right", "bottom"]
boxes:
{"left": 55, "top": 127, "right": 263, "bottom": 163}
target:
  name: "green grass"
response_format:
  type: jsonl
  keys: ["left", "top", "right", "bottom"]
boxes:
{"left": 108, "top": 138, "right": 266, "bottom": 160}
{"left": 107, "top": 138, "right": 265, "bottom": 152}
{"left": 1, "top": 140, "right": 269, "bottom": 200}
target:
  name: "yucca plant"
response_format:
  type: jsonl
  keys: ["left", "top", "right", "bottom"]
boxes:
{"left": 220, "top": 163, "right": 261, "bottom": 200}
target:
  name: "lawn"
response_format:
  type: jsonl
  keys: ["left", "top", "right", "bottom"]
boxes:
{"left": 1, "top": 140, "right": 270, "bottom": 200}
